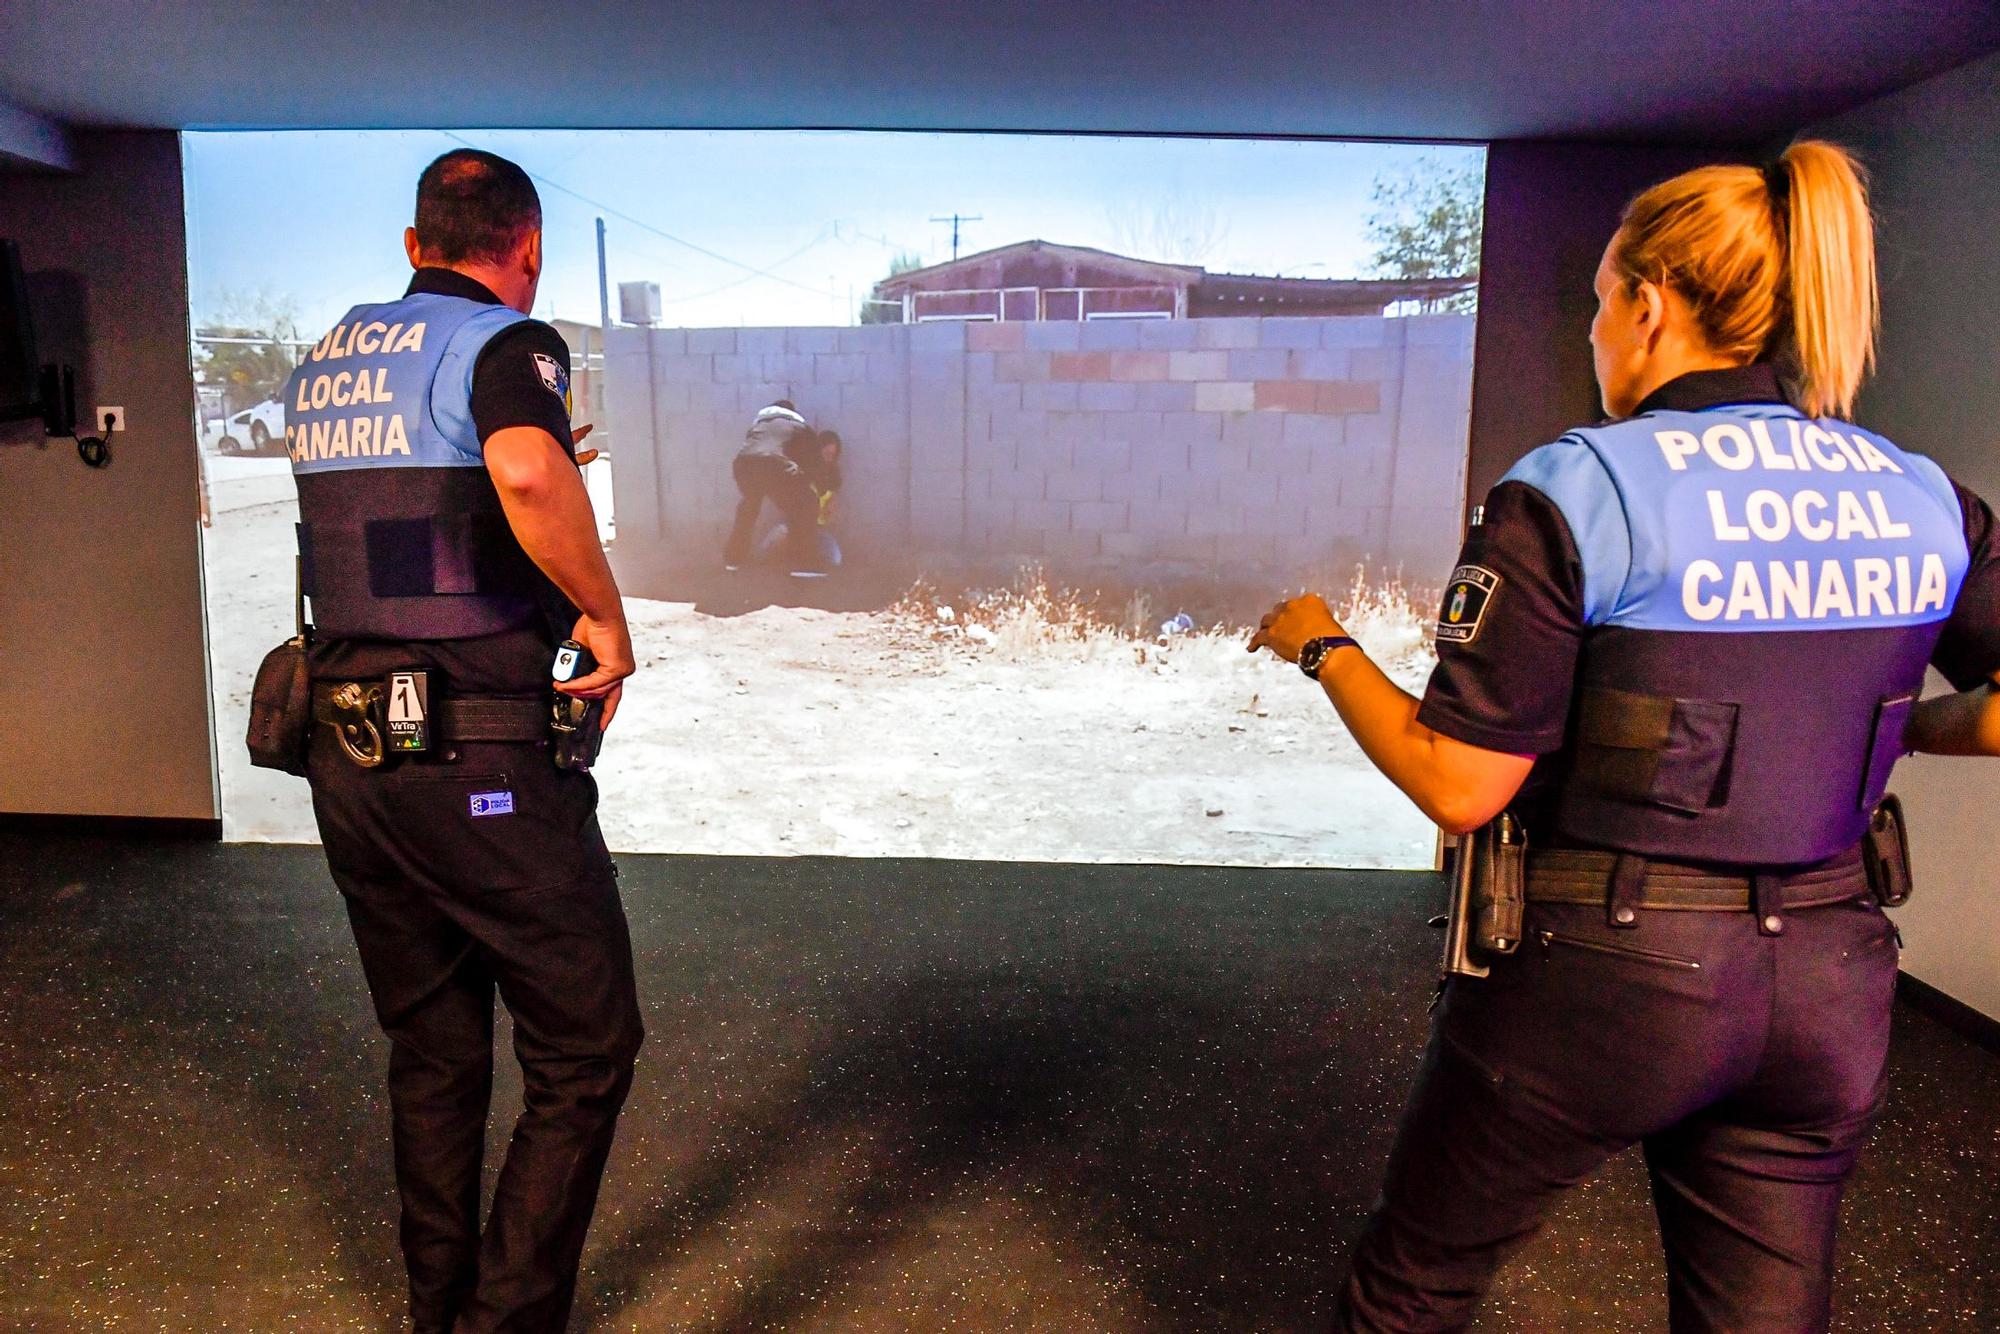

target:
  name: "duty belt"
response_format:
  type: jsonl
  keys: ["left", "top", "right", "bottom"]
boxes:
{"left": 1524, "top": 848, "right": 1869, "bottom": 912}
{"left": 311, "top": 681, "right": 546, "bottom": 768}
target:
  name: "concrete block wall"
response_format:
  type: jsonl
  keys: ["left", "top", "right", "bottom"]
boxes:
{"left": 606, "top": 314, "right": 1474, "bottom": 582}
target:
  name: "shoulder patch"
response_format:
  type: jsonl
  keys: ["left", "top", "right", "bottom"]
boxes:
{"left": 1436, "top": 565, "right": 1500, "bottom": 644}
{"left": 532, "top": 352, "right": 572, "bottom": 414}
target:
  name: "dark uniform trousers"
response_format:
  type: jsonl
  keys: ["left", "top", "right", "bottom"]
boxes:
{"left": 1336, "top": 870, "right": 1900, "bottom": 1334}
{"left": 307, "top": 726, "right": 645, "bottom": 1334}
{"left": 725, "top": 452, "right": 821, "bottom": 569}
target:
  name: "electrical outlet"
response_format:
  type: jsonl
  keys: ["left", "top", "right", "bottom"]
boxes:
{"left": 96, "top": 406, "right": 125, "bottom": 433}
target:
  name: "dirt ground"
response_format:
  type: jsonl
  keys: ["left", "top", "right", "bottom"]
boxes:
{"left": 201, "top": 455, "right": 1440, "bottom": 868}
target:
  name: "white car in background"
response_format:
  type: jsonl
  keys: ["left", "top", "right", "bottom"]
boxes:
{"left": 204, "top": 399, "right": 287, "bottom": 455}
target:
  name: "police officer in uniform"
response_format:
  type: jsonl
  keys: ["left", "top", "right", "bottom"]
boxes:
{"left": 283, "top": 149, "right": 643, "bottom": 1333}
{"left": 1251, "top": 140, "right": 2000, "bottom": 1330}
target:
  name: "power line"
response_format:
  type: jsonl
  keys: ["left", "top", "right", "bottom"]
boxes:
{"left": 439, "top": 131, "right": 838, "bottom": 299}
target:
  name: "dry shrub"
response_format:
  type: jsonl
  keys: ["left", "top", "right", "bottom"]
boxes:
{"left": 890, "top": 562, "right": 1439, "bottom": 678}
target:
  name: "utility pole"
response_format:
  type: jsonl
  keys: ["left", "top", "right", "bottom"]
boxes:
{"left": 929, "top": 212, "right": 983, "bottom": 261}
{"left": 595, "top": 216, "right": 611, "bottom": 343}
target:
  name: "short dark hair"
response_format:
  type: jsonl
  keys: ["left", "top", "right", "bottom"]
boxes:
{"left": 773, "top": 399, "right": 798, "bottom": 413}
{"left": 414, "top": 149, "right": 541, "bottom": 266}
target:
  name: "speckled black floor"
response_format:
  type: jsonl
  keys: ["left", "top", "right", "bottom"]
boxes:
{"left": 0, "top": 829, "right": 1994, "bottom": 1332}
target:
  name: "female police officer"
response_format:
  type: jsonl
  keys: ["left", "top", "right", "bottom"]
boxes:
{"left": 1251, "top": 140, "right": 2000, "bottom": 1331}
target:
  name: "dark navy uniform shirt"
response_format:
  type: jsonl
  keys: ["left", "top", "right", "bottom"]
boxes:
{"left": 307, "top": 268, "right": 581, "bottom": 694}
{"left": 1417, "top": 364, "right": 2000, "bottom": 842}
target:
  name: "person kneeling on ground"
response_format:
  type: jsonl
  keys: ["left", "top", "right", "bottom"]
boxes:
{"left": 724, "top": 399, "right": 826, "bottom": 576}
{"left": 755, "top": 428, "right": 844, "bottom": 572}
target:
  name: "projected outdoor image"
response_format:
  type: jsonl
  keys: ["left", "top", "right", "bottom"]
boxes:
{"left": 187, "top": 130, "right": 1484, "bottom": 866}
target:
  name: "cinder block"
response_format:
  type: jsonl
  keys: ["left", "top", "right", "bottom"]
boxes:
{"left": 1318, "top": 381, "right": 1383, "bottom": 414}
{"left": 1051, "top": 351, "right": 1114, "bottom": 381}
{"left": 977, "top": 382, "right": 1024, "bottom": 414}
{"left": 1195, "top": 381, "right": 1255, "bottom": 413}
{"left": 711, "top": 353, "right": 756, "bottom": 382}
{"left": 1101, "top": 470, "right": 1164, "bottom": 503}
{"left": 1348, "top": 344, "right": 1398, "bottom": 382}
{"left": 1254, "top": 380, "right": 1320, "bottom": 413}
{"left": 1024, "top": 321, "right": 1084, "bottom": 351}
{"left": 1046, "top": 471, "right": 1105, "bottom": 502}
{"left": 1022, "top": 381, "right": 1080, "bottom": 411}
{"left": 1168, "top": 350, "right": 1229, "bottom": 381}
{"left": 1195, "top": 318, "right": 1263, "bottom": 349}
{"left": 640, "top": 328, "right": 687, "bottom": 356}
{"left": 1016, "top": 435, "right": 1073, "bottom": 472}
{"left": 1156, "top": 472, "right": 1222, "bottom": 504}
{"left": 858, "top": 352, "right": 898, "bottom": 384}
{"left": 1220, "top": 471, "right": 1281, "bottom": 507}
{"left": 840, "top": 381, "right": 898, "bottom": 416}
{"left": 1107, "top": 350, "right": 1170, "bottom": 381}
{"left": 656, "top": 356, "right": 713, "bottom": 385}
{"left": 1071, "top": 500, "right": 1131, "bottom": 532}
{"left": 1076, "top": 320, "right": 1144, "bottom": 350}
{"left": 908, "top": 322, "right": 967, "bottom": 355}
{"left": 686, "top": 328, "right": 736, "bottom": 354}
{"left": 815, "top": 353, "right": 866, "bottom": 384}
{"left": 736, "top": 328, "right": 787, "bottom": 356}
{"left": 1159, "top": 411, "right": 1223, "bottom": 445}
{"left": 1131, "top": 436, "right": 1191, "bottom": 474}
{"left": 1102, "top": 410, "right": 1166, "bottom": 444}
{"left": 968, "top": 321, "right": 1026, "bottom": 352}
{"left": 1320, "top": 317, "right": 1390, "bottom": 348}
{"left": 786, "top": 328, "right": 841, "bottom": 354}
{"left": 1250, "top": 440, "right": 1317, "bottom": 475}
{"left": 909, "top": 466, "right": 968, "bottom": 503}
{"left": 994, "top": 352, "right": 1051, "bottom": 383}
{"left": 1279, "top": 470, "right": 1343, "bottom": 508}
{"left": 1079, "top": 381, "right": 1139, "bottom": 412}
{"left": 1280, "top": 413, "right": 1345, "bottom": 450}
{"left": 1073, "top": 437, "right": 1133, "bottom": 473}
{"left": 1135, "top": 381, "right": 1197, "bottom": 412}
{"left": 1259, "top": 319, "right": 1324, "bottom": 349}
{"left": 1222, "top": 410, "right": 1285, "bottom": 449}
{"left": 1136, "top": 319, "right": 1202, "bottom": 350}
{"left": 1343, "top": 412, "right": 1394, "bottom": 453}
{"left": 1404, "top": 313, "right": 1474, "bottom": 345}
{"left": 1289, "top": 348, "right": 1352, "bottom": 380}
{"left": 1229, "top": 348, "right": 1290, "bottom": 380}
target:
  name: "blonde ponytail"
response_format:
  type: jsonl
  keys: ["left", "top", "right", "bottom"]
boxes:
{"left": 1775, "top": 140, "right": 1877, "bottom": 418}
{"left": 1611, "top": 139, "right": 1878, "bottom": 419}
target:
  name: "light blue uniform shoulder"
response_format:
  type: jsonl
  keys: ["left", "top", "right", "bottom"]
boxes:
{"left": 1498, "top": 432, "right": 1632, "bottom": 625}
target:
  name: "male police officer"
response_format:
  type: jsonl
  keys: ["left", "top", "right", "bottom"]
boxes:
{"left": 284, "top": 149, "right": 642, "bottom": 1333}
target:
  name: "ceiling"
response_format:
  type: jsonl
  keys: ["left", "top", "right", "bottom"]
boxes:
{"left": 1, "top": 1, "right": 1995, "bottom": 145}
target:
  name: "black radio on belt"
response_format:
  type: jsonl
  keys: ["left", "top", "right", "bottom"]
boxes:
{"left": 550, "top": 639, "right": 605, "bottom": 772}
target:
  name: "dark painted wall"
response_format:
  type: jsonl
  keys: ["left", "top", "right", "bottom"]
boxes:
{"left": 1810, "top": 51, "right": 2000, "bottom": 1020}
{"left": 0, "top": 130, "right": 215, "bottom": 820}
{"left": 1464, "top": 141, "right": 1742, "bottom": 509}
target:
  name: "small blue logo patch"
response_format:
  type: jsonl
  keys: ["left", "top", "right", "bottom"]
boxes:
{"left": 469, "top": 791, "right": 514, "bottom": 817}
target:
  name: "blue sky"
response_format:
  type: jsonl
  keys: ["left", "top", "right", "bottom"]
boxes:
{"left": 183, "top": 130, "right": 1482, "bottom": 334}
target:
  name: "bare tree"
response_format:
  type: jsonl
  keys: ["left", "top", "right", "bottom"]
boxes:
{"left": 1104, "top": 193, "right": 1230, "bottom": 266}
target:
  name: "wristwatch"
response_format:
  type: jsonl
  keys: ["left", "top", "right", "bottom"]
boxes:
{"left": 1298, "top": 634, "right": 1359, "bottom": 680}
